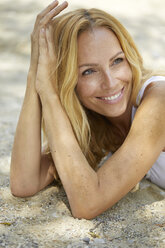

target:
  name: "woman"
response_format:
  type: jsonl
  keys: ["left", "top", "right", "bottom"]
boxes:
{"left": 10, "top": 0, "right": 165, "bottom": 219}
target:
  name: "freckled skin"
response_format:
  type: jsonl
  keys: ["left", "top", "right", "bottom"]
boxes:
{"left": 10, "top": 1, "right": 165, "bottom": 219}
{"left": 76, "top": 27, "right": 133, "bottom": 120}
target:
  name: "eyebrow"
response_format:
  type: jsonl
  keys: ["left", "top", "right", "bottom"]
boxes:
{"left": 78, "top": 51, "right": 124, "bottom": 68}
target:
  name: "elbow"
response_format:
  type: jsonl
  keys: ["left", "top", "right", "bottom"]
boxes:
{"left": 72, "top": 208, "right": 99, "bottom": 220}
{"left": 71, "top": 203, "right": 101, "bottom": 220}
{"left": 10, "top": 183, "right": 37, "bottom": 198}
{"left": 10, "top": 173, "right": 40, "bottom": 198}
{"left": 10, "top": 188, "right": 26, "bottom": 198}
{"left": 70, "top": 188, "right": 105, "bottom": 220}
{"left": 72, "top": 210, "right": 94, "bottom": 220}
{"left": 11, "top": 189, "right": 24, "bottom": 198}
{"left": 71, "top": 194, "right": 112, "bottom": 220}
{"left": 10, "top": 188, "right": 36, "bottom": 198}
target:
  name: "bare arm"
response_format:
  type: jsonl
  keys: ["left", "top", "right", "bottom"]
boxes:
{"left": 15, "top": 2, "right": 165, "bottom": 219}
{"left": 9, "top": 1, "right": 67, "bottom": 197}
{"left": 40, "top": 80, "right": 165, "bottom": 220}
{"left": 10, "top": 74, "right": 42, "bottom": 196}
{"left": 37, "top": 23, "right": 165, "bottom": 219}
{"left": 10, "top": 76, "right": 56, "bottom": 197}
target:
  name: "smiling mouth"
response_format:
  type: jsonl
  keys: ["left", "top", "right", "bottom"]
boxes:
{"left": 97, "top": 88, "right": 124, "bottom": 101}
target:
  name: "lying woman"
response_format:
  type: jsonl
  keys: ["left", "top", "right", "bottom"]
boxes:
{"left": 10, "top": 0, "right": 165, "bottom": 219}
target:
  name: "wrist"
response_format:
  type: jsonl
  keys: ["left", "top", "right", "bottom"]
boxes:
{"left": 26, "top": 69, "right": 36, "bottom": 89}
{"left": 27, "top": 66, "right": 37, "bottom": 80}
{"left": 24, "top": 75, "right": 40, "bottom": 101}
{"left": 39, "top": 90, "right": 59, "bottom": 105}
{"left": 37, "top": 80, "right": 57, "bottom": 100}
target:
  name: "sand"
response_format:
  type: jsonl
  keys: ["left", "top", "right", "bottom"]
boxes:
{"left": 0, "top": 0, "right": 165, "bottom": 247}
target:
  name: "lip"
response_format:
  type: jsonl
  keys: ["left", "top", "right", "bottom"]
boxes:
{"left": 96, "top": 87, "right": 124, "bottom": 104}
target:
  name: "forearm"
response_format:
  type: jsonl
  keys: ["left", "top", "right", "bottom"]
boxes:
{"left": 10, "top": 0, "right": 70, "bottom": 197}
{"left": 10, "top": 73, "right": 42, "bottom": 196}
{"left": 40, "top": 93, "right": 99, "bottom": 217}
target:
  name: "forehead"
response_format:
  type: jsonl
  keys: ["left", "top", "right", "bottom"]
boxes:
{"left": 77, "top": 27, "right": 122, "bottom": 63}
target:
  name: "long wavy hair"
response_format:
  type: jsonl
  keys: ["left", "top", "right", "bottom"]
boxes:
{"left": 43, "top": 8, "right": 158, "bottom": 169}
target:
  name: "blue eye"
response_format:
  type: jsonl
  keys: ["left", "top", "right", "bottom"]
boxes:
{"left": 113, "top": 57, "right": 123, "bottom": 65}
{"left": 82, "top": 69, "right": 95, "bottom": 76}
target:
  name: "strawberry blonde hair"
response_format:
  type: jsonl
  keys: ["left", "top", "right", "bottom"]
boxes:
{"left": 43, "top": 8, "right": 157, "bottom": 169}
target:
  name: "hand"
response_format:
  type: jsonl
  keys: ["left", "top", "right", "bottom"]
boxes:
{"left": 35, "top": 1, "right": 68, "bottom": 96}
{"left": 29, "top": 0, "right": 68, "bottom": 85}
{"left": 35, "top": 25, "right": 57, "bottom": 96}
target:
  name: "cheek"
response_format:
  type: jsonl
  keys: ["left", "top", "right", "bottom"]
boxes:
{"left": 76, "top": 84, "right": 90, "bottom": 103}
{"left": 116, "top": 64, "right": 132, "bottom": 84}
{"left": 76, "top": 79, "right": 96, "bottom": 101}
{"left": 124, "top": 63, "right": 133, "bottom": 81}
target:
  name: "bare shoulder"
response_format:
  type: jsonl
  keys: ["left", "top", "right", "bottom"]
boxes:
{"left": 143, "top": 80, "right": 165, "bottom": 100}
{"left": 129, "top": 80, "right": 165, "bottom": 153}
{"left": 136, "top": 80, "right": 165, "bottom": 127}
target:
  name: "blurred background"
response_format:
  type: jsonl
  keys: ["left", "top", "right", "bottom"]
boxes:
{"left": 0, "top": 0, "right": 165, "bottom": 177}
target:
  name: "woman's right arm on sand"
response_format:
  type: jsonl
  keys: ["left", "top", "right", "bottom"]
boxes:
{"left": 9, "top": 1, "right": 64, "bottom": 197}
{"left": 10, "top": 72, "right": 56, "bottom": 197}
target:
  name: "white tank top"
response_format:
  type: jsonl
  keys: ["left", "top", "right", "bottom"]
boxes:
{"left": 132, "top": 76, "right": 165, "bottom": 174}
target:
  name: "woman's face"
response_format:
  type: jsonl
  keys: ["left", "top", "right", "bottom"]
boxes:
{"left": 76, "top": 27, "right": 133, "bottom": 118}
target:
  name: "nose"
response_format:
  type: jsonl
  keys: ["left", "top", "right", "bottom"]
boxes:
{"left": 101, "top": 69, "right": 116, "bottom": 90}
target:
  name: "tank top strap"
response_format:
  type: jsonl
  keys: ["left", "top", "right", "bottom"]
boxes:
{"left": 136, "top": 76, "right": 165, "bottom": 106}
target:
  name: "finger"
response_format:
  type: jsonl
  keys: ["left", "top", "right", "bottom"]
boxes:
{"left": 41, "top": 1, "right": 68, "bottom": 26}
{"left": 32, "top": 1, "right": 68, "bottom": 43}
{"left": 34, "top": 0, "right": 59, "bottom": 28}
{"left": 31, "top": 2, "right": 59, "bottom": 72}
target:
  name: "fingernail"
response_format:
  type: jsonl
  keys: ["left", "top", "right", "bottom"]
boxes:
{"left": 52, "top": 0, "right": 58, "bottom": 4}
{"left": 64, "top": 1, "right": 68, "bottom": 6}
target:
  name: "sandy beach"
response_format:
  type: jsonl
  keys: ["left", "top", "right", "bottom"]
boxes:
{"left": 0, "top": 0, "right": 165, "bottom": 247}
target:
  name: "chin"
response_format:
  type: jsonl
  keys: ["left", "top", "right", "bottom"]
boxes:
{"left": 101, "top": 105, "right": 127, "bottom": 118}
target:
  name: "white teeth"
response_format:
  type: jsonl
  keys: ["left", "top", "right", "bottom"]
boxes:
{"left": 101, "top": 92, "right": 121, "bottom": 101}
